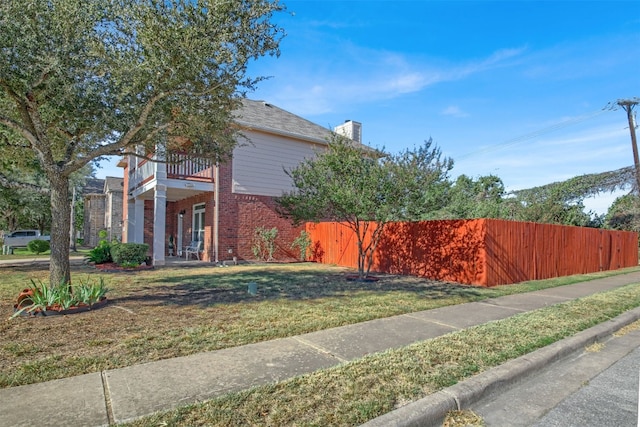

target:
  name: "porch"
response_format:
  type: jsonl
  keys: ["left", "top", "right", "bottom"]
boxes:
{"left": 122, "top": 151, "right": 220, "bottom": 267}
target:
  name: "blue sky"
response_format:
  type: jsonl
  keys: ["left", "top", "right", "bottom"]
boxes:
{"left": 97, "top": 0, "right": 640, "bottom": 213}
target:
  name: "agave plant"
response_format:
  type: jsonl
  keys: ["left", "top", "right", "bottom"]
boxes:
{"left": 11, "top": 278, "right": 108, "bottom": 319}
{"left": 75, "top": 277, "right": 109, "bottom": 306}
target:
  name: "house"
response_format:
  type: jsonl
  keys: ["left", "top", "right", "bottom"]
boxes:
{"left": 83, "top": 177, "right": 124, "bottom": 247}
{"left": 119, "top": 99, "right": 362, "bottom": 265}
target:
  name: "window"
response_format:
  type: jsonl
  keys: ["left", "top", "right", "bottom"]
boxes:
{"left": 192, "top": 203, "right": 205, "bottom": 242}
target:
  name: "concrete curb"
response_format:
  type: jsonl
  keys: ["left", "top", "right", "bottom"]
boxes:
{"left": 361, "top": 306, "right": 640, "bottom": 427}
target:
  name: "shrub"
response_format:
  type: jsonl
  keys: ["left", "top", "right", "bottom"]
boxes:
{"left": 27, "top": 239, "right": 50, "bottom": 254}
{"left": 252, "top": 226, "right": 278, "bottom": 261}
{"left": 86, "top": 230, "right": 112, "bottom": 264}
{"left": 86, "top": 242, "right": 112, "bottom": 264}
{"left": 291, "top": 230, "right": 312, "bottom": 261}
{"left": 110, "top": 243, "right": 149, "bottom": 266}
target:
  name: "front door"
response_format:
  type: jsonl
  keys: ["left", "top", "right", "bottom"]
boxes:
{"left": 192, "top": 203, "right": 205, "bottom": 242}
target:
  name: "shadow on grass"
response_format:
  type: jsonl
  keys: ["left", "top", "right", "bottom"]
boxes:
{"left": 110, "top": 266, "right": 486, "bottom": 307}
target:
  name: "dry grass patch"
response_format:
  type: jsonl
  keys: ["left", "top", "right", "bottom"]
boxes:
{"left": 125, "top": 282, "right": 640, "bottom": 427}
{"left": 585, "top": 342, "right": 605, "bottom": 352}
{"left": 1, "top": 262, "right": 637, "bottom": 389}
{"left": 443, "top": 410, "right": 486, "bottom": 427}
{"left": 613, "top": 319, "right": 640, "bottom": 337}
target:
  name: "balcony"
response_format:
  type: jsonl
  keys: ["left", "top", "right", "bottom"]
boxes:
{"left": 128, "top": 152, "right": 215, "bottom": 201}
{"left": 166, "top": 152, "right": 214, "bottom": 181}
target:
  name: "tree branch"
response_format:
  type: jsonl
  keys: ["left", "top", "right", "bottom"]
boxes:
{"left": 0, "top": 172, "right": 49, "bottom": 194}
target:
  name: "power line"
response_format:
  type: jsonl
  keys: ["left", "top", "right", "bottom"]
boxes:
{"left": 456, "top": 109, "right": 609, "bottom": 160}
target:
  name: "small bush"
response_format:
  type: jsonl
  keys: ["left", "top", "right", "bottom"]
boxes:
{"left": 27, "top": 239, "right": 50, "bottom": 254}
{"left": 110, "top": 243, "right": 149, "bottom": 266}
{"left": 86, "top": 230, "right": 112, "bottom": 264}
{"left": 252, "top": 226, "right": 278, "bottom": 261}
{"left": 86, "top": 243, "right": 111, "bottom": 264}
{"left": 291, "top": 230, "right": 312, "bottom": 261}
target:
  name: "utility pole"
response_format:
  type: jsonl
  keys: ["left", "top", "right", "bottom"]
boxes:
{"left": 615, "top": 98, "right": 640, "bottom": 193}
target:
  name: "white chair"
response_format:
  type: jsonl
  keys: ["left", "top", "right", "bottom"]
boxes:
{"left": 184, "top": 241, "right": 202, "bottom": 260}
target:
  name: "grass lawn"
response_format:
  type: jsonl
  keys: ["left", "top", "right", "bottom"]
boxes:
{"left": 0, "top": 247, "right": 89, "bottom": 260}
{"left": 1, "top": 262, "right": 639, "bottom": 393}
{"left": 126, "top": 283, "right": 640, "bottom": 427}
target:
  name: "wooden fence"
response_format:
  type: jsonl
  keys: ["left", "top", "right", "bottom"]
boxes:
{"left": 305, "top": 219, "right": 639, "bottom": 287}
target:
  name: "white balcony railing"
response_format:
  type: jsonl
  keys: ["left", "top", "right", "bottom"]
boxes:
{"left": 166, "top": 152, "right": 214, "bottom": 181}
{"left": 128, "top": 152, "right": 214, "bottom": 192}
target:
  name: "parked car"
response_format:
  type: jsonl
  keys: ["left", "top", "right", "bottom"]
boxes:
{"left": 2, "top": 230, "right": 51, "bottom": 254}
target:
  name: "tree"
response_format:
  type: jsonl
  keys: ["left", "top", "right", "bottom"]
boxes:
{"left": 277, "top": 135, "right": 453, "bottom": 279}
{"left": 437, "top": 174, "right": 506, "bottom": 219}
{"left": 0, "top": 0, "right": 284, "bottom": 286}
{"left": 605, "top": 194, "right": 640, "bottom": 232}
{"left": 509, "top": 183, "right": 593, "bottom": 227}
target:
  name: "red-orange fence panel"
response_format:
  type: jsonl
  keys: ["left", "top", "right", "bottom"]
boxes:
{"left": 306, "top": 219, "right": 638, "bottom": 287}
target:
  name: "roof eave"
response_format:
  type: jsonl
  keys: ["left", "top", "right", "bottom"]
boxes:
{"left": 234, "top": 120, "right": 330, "bottom": 146}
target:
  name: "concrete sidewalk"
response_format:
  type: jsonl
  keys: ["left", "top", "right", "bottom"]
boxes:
{"left": 2, "top": 271, "right": 640, "bottom": 427}
{"left": 0, "top": 255, "right": 86, "bottom": 267}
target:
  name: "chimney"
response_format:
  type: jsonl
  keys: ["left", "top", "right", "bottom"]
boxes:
{"left": 334, "top": 120, "right": 362, "bottom": 144}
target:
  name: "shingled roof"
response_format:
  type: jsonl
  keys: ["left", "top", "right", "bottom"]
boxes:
{"left": 82, "top": 178, "right": 105, "bottom": 195}
{"left": 234, "top": 99, "right": 332, "bottom": 144}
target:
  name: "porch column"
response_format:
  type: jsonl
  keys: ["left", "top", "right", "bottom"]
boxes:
{"left": 134, "top": 198, "right": 144, "bottom": 244}
{"left": 177, "top": 213, "right": 184, "bottom": 257}
{"left": 153, "top": 184, "right": 167, "bottom": 266}
{"left": 126, "top": 199, "right": 135, "bottom": 243}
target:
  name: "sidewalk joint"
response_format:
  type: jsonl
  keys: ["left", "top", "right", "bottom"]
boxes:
{"left": 404, "top": 313, "right": 461, "bottom": 330}
{"left": 101, "top": 371, "right": 115, "bottom": 425}
{"left": 292, "top": 337, "right": 349, "bottom": 363}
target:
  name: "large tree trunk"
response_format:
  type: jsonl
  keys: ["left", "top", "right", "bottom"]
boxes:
{"left": 49, "top": 173, "right": 71, "bottom": 287}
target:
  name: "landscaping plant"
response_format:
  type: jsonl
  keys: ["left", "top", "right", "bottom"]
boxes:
{"left": 11, "top": 277, "right": 108, "bottom": 318}
{"left": 252, "top": 226, "right": 278, "bottom": 261}
{"left": 26, "top": 239, "right": 50, "bottom": 255}
{"left": 110, "top": 243, "right": 149, "bottom": 266}
{"left": 85, "top": 230, "right": 112, "bottom": 264}
{"left": 290, "top": 230, "right": 312, "bottom": 261}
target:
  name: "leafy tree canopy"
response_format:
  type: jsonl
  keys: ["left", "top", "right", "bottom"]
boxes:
{"left": 0, "top": 0, "right": 285, "bottom": 285}
{"left": 605, "top": 194, "right": 640, "bottom": 232}
{"left": 435, "top": 174, "right": 506, "bottom": 219}
{"left": 278, "top": 135, "right": 453, "bottom": 277}
{"left": 511, "top": 166, "right": 635, "bottom": 203}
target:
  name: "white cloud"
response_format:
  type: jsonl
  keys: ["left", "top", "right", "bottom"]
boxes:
{"left": 251, "top": 44, "right": 528, "bottom": 116}
{"left": 441, "top": 106, "right": 469, "bottom": 118}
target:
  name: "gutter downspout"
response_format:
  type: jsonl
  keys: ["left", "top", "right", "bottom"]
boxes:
{"left": 214, "top": 162, "right": 220, "bottom": 264}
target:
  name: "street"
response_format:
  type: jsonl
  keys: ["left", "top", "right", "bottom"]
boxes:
{"left": 471, "top": 324, "right": 640, "bottom": 426}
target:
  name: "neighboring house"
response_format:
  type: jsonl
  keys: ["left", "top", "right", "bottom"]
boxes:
{"left": 83, "top": 177, "right": 124, "bottom": 247}
{"left": 119, "top": 99, "right": 362, "bottom": 265}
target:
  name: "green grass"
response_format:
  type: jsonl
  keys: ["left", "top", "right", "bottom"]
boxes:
{"left": 125, "top": 282, "right": 640, "bottom": 427}
{"left": 1, "top": 263, "right": 639, "bottom": 390}
{"left": 0, "top": 247, "right": 89, "bottom": 260}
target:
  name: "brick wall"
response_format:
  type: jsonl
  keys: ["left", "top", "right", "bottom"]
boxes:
{"left": 217, "top": 162, "right": 302, "bottom": 262}
{"left": 83, "top": 194, "right": 105, "bottom": 247}
{"left": 105, "top": 188, "right": 123, "bottom": 243}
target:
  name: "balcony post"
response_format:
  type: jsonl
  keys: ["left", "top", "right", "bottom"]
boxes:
{"left": 155, "top": 143, "right": 167, "bottom": 181}
{"left": 152, "top": 184, "right": 167, "bottom": 266}
{"left": 126, "top": 199, "right": 135, "bottom": 243}
{"left": 134, "top": 198, "right": 144, "bottom": 244}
